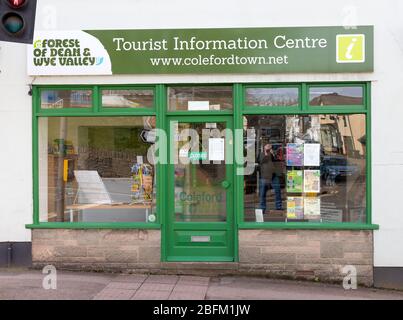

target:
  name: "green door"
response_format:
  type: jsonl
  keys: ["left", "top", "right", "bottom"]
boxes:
{"left": 165, "top": 116, "right": 234, "bottom": 261}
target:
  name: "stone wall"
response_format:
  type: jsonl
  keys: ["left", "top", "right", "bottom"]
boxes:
{"left": 32, "top": 229, "right": 374, "bottom": 286}
{"left": 239, "top": 230, "right": 373, "bottom": 286}
{"left": 32, "top": 229, "right": 161, "bottom": 271}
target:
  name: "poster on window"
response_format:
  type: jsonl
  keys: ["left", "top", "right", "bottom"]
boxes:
{"left": 287, "top": 196, "right": 304, "bottom": 219}
{"left": 304, "top": 170, "right": 321, "bottom": 193}
{"left": 286, "top": 143, "right": 304, "bottom": 166}
{"left": 303, "top": 143, "right": 321, "bottom": 166}
{"left": 304, "top": 197, "right": 321, "bottom": 219}
{"left": 208, "top": 138, "right": 225, "bottom": 161}
{"left": 286, "top": 170, "right": 303, "bottom": 193}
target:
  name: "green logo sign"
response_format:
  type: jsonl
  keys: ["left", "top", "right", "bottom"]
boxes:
{"left": 189, "top": 152, "right": 208, "bottom": 161}
{"left": 336, "top": 34, "right": 365, "bottom": 63}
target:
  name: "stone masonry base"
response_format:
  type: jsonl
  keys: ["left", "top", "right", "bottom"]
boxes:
{"left": 238, "top": 230, "right": 373, "bottom": 286}
{"left": 32, "top": 229, "right": 373, "bottom": 286}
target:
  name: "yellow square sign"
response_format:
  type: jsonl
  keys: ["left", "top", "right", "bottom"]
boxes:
{"left": 336, "top": 34, "right": 365, "bottom": 63}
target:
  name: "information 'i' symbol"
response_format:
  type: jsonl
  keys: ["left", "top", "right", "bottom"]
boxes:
{"left": 345, "top": 37, "right": 357, "bottom": 60}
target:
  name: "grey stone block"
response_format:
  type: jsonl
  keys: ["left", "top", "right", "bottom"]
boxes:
{"left": 262, "top": 252, "right": 296, "bottom": 264}
{"left": 138, "top": 247, "right": 160, "bottom": 263}
{"left": 320, "top": 241, "right": 344, "bottom": 258}
{"left": 105, "top": 249, "right": 138, "bottom": 263}
{"left": 239, "top": 247, "right": 261, "bottom": 263}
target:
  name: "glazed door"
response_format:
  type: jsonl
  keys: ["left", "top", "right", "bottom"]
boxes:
{"left": 165, "top": 116, "right": 234, "bottom": 261}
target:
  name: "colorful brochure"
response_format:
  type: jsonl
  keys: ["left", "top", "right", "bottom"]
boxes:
{"left": 286, "top": 143, "right": 304, "bottom": 166}
{"left": 287, "top": 196, "right": 304, "bottom": 219}
{"left": 287, "top": 170, "right": 303, "bottom": 193}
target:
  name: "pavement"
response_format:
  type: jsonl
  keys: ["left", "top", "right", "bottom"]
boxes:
{"left": 0, "top": 268, "right": 403, "bottom": 300}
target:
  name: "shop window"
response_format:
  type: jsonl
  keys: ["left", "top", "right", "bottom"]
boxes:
{"left": 243, "top": 114, "right": 366, "bottom": 223}
{"left": 309, "top": 86, "right": 363, "bottom": 106}
{"left": 168, "top": 86, "right": 233, "bottom": 111}
{"left": 38, "top": 116, "right": 156, "bottom": 223}
{"left": 101, "top": 89, "right": 154, "bottom": 109}
{"left": 41, "top": 89, "right": 92, "bottom": 109}
{"left": 245, "top": 87, "right": 299, "bottom": 107}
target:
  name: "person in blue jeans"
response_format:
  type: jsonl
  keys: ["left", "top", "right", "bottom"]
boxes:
{"left": 258, "top": 143, "right": 283, "bottom": 213}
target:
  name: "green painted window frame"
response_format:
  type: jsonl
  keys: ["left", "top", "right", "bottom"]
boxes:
{"left": 236, "top": 81, "right": 377, "bottom": 230}
{"left": 27, "top": 82, "right": 377, "bottom": 231}
{"left": 28, "top": 84, "right": 161, "bottom": 229}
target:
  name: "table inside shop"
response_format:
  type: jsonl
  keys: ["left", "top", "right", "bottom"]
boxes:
{"left": 65, "top": 203, "right": 153, "bottom": 222}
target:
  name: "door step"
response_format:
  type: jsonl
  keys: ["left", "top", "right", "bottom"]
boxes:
{"left": 159, "top": 262, "right": 239, "bottom": 276}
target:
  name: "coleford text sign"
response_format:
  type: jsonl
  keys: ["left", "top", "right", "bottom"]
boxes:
{"left": 27, "top": 26, "right": 373, "bottom": 75}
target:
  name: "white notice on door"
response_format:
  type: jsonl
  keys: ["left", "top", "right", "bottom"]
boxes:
{"left": 208, "top": 138, "right": 225, "bottom": 161}
{"left": 188, "top": 101, "right": 209, "bottom": 111}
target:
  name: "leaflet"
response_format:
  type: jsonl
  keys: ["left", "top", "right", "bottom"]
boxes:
{"left": 287, "top": 196, "right": 304, "bottom": 219}
{"left": 304, "top": 170, "right": 321, "bottom": 193}
{"left": 286, "top": 143, "right": 304, "bottom": 166}
{"left": 304, "top": 143, "right": 321, "bottom": 166}
{"left": 304, "top": 197, "right": 321, "bottom": 218}
{"left": 287, "top": 170, "right": 303, "bottom": 193}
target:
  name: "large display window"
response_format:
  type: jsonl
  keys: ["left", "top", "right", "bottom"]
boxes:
{"left": 240, "top": 83, "right": 370, "bottom": 227}
{"left": 29, "top": 83, "right": 374, "bottom": 230}
{"left": 32, "top": 85, "right": 160, "bottom": 228}
{"left": 38, "top": 116, "right": 156, "bottom": 223}
{"left": 243, "top": 114, "right": 366, "bottom": 223}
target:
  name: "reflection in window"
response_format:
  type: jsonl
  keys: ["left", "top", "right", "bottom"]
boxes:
{"left": 243, "top": 114, "right": 366, "bottom": 223}
{"left": 38, "top": 116, "right": 156, "bottom": 223}
{"left": 174, "top": 122, "right": 227, "bottom": 222}
{"left": 309, "top": 86, "right": 363, "bottom": 106}
{"left": 245, "top": 87, "right": 299, "bottom": 106}
{"left": 168, "top": 86, "right": 233, "bottom": 111}
{"left": 102, "top": 89, "right": 154, "bottom": 108}
{"left": 41, "top": 90, "right": 92, "bottom": 109}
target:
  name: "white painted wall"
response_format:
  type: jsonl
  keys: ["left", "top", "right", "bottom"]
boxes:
{"left": 0, "top": 42, "right": 32, "bottom": 242}
{"left": 0, "top": 0, "right": 403, "bottom": 266}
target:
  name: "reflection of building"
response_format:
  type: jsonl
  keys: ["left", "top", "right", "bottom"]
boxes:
{"left": 309, "top": 93, "right": 363, "bottom": 106}
{"left": 319, "top": 115, "right": 365, "bottom": 158}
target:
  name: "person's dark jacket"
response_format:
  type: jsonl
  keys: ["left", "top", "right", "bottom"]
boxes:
{"left": 258, "top": 152, "right": 283, "bottom": 181}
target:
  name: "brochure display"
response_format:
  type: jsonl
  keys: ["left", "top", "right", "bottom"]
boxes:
{"left": 284, "top": 138, "right": 322, "bottom": 220}
{"left": 131, "top": 163, "right": 153, "bottom": 203}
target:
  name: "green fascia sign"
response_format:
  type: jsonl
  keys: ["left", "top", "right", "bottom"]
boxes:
{"left": 86, "top": 26, "right": 373, "bottom": 74}
{"left": 28, "top": 26, "right": 373, "bottom": 75}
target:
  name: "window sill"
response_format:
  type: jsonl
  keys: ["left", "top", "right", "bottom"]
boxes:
{"left": 25, "top": 222, "right": 161, "bottom": 229}
{"left": 238, "top": 222, "right": 379, "bottom": 230}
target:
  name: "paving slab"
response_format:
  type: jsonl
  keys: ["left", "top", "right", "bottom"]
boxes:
{"left": 1, "top": 268, "right": 403, "bottom": 300}
{"left": 132, "top": 290, "right": 172, "bottom": 300}
{"left": 145, "top": 275, "right": 179, "bottom": 284}
{"left": 93, "top": 288, "right": 136, "bottom": 300}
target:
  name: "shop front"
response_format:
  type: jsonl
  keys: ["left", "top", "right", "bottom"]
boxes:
{"left": 26, "top": 25, "right": 377, "bottom": 285}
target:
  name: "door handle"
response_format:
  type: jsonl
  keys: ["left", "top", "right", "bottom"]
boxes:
{"left": 221, "top": 180, "right": 231, "bottom": 189}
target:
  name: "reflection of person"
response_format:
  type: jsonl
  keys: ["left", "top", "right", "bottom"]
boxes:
{"left": 258, "top": 143, "right": 283, "bottom": 213}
